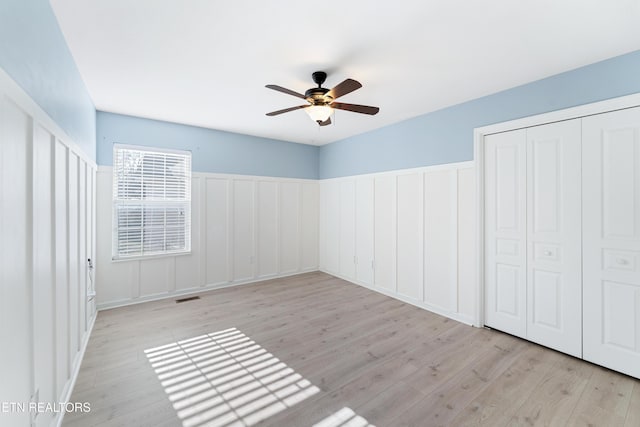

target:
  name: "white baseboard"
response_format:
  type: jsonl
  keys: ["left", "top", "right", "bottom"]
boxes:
{"left": 320, "top": 268, "right": 476, "bottom": 327}
{"left": 96, "top": 268, "right": 319, "bottom": 311}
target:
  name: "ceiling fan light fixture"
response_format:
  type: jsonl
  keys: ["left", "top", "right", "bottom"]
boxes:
{"left": 266, "top": 72, "right": 378, "bottom": 126}
{"left": 305, "top": 105, "right": 333, "bottom": 124}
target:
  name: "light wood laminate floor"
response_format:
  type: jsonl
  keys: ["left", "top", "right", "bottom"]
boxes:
{"left": 65, "top": 272, "right": 640, "bottom": 427}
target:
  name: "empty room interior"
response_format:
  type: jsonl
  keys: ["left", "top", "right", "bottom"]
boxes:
{"left": 4, "top": 1, "right": 640, "bottom": 426}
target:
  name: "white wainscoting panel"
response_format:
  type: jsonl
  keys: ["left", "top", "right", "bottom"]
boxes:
{"left": 339, "top": 180, "right": 357, "bottom": 280}
{"left": 257, "top": 180, "right": 279, "bottom": 278}
{"left": 355, "top": 176, "right": 374, "bottom": 287}
{"left": 301, "top": 182, "right": 319, "bottom": 272}
{"left": 78, "top": 160, "right": 87, "bottom": 344}
{"left": 32, "top": 124, "right": 56, "bottom": 423}
{"left": 233, "top": 179, "right": 256, "bottom": 282}
{"left": 319, "top": 180, "right": 340, "bottom": 274}
{"left": 280, "top": 182, "right": 301, "bottom": 275}
{"left": 68, "top": 153, "right": 80, "bottom": 359}
{"left": 374, "top": 175, "right": 397, "bottom": 293}
{"left": 0, "top": 68, "right": 97, "bottom": 427}
{"left": 320, "top": 162, "right": 477, "bottom": 324}
{"left": 424, "top": 169, "right": 457, "bottom": 313}
{"left": 397, "top": 172, "right": 424, "bottom": 301}
{"left": 0, "top": 93, "right": 32, "bottom": 427}
{"left": 54, "top": 141, "right": 71, "bottom": 395}
{"left": 96, "top": 171, "right": 319, "bottom": 309}
{"left": 205, "top": 178, "right": 230, "bottom": 286}
{"left": 457, "top": 167, "right": 477, "bottom": 318}
{"left": 175, "top": 177, "right": 202, "bottom": 291}
{"left": 320, "top": 162, "right": 475, "bottom": 325}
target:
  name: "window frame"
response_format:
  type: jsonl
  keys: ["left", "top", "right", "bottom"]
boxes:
{"left": 111, "top": 143, "right": 192, "bottom": 261}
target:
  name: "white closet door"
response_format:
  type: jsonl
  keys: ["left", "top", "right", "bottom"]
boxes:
{"left": 583, "top": 106, "right": 640, "bottom": 378}
{"left": 339, "top": 180, "right": 356, "bottom": 280}
{"left": 484, "top": 129, "right": 527, "bottom": 338}
{"left": 526, "top": 120, "right": 582, "bottom": 357}
{"left": 355, "top": 176, "right": 374, "bottom": 286}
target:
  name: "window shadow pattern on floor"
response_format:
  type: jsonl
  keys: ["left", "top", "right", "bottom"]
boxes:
{"left": 145, "top": 327, "right": 320, "bottom": 426}
{"left": 312, "top": 407, "right": 376, "bottom": 427}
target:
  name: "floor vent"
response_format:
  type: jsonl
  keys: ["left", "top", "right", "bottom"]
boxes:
{"left": 175, "top": 296, "right": 200, "bottom": 303}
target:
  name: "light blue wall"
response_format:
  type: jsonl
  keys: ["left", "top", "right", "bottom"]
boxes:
{"left": 319, "top": 50, "right": 640, "bottom": 178}
{"left": 0, "top": 0, "right": 96, "bottom": 159}
{"left": 97, "top": 112, "right": 319, "bottom": 179}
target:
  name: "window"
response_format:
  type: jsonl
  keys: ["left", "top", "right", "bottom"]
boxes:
{"left": 112, "top": 144, "right": 191, "bottom": 259}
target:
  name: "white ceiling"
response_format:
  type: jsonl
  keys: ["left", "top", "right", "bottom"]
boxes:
{"left": 50, "top": 0, "right": 640, "bottom": 146}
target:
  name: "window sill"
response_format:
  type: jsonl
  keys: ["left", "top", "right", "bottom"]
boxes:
{"left": 111, "top": 251, "right": 192, "bottom": 263}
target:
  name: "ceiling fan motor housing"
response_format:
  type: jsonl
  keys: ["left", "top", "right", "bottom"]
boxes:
{"left": 305, "top": 87, "right": 331, "bottom": 105}
{"left": 305, "top": 71, "right": 332, "bottom": 105}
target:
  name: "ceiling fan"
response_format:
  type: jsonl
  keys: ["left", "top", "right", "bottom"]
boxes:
{"left": 265, "top": 71, "right": 379, "bottom": 126}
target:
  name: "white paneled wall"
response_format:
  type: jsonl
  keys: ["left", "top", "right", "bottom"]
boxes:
{"left": 354, "top": 177, "right": 374, "bottom": 286}
{"left": 0, "top": 70, "right": 96, "bottom": 427}
{"left": 280, "top": 182, "right": 301, "bottom": 275}
{"left": 373, "top": 175, "right": 397, "bottom": 292}
{"left": 300, "top": 183, "right": 319, "bottom": 271}
{"left": 96, "top": 170, "right": 319, "bottom": 308}
{"left": 257, "top": 181, "right": 278, "bottom": 278}
{"left": 320, "top": 162, "right": 476, "bottom": 324}
{"left": 339, "top": 181, "right": 356, "bottom": 280}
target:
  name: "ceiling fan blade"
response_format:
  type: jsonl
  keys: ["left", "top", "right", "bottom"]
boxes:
{"left": 326, "top": 79, "right": 362, "bottom": 100}
{"left": 266, "top": 105, "right": 309, "bottom": 116}
{"left": 265, "top": 85, "right": 306, "bottom": 99}
{"left": 331, "top": 102, "right": 379, "bottom": 115}
{"left": 318, "top": 117, "right": 332, "bottom": 127}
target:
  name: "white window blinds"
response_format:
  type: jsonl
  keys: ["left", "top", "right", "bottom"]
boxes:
{"left": 112, "top": 144, "right": 191, "bottom": 259}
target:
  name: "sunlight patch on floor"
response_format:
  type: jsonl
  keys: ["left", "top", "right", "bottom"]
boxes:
{"left": 145, "top": 327, "right": 320, "bottom": 426}
{"left": 312, "top": 407, "right": 376, "bottom": 427}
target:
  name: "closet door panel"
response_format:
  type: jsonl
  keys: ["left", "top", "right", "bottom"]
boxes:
{"left": 339, "top": 180, "right": 356, "bottom": 280}
{"left": 484, "top": 129, "right": 527, "bottom": 338}
{"left": 526, "top": 120, "right": 582, "bottom": 357}
{"left": 583, "top": 106, "right": 640, "bottom": 379}
{"left": 355, "top": 177, "right": 374, "bottom": 286}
